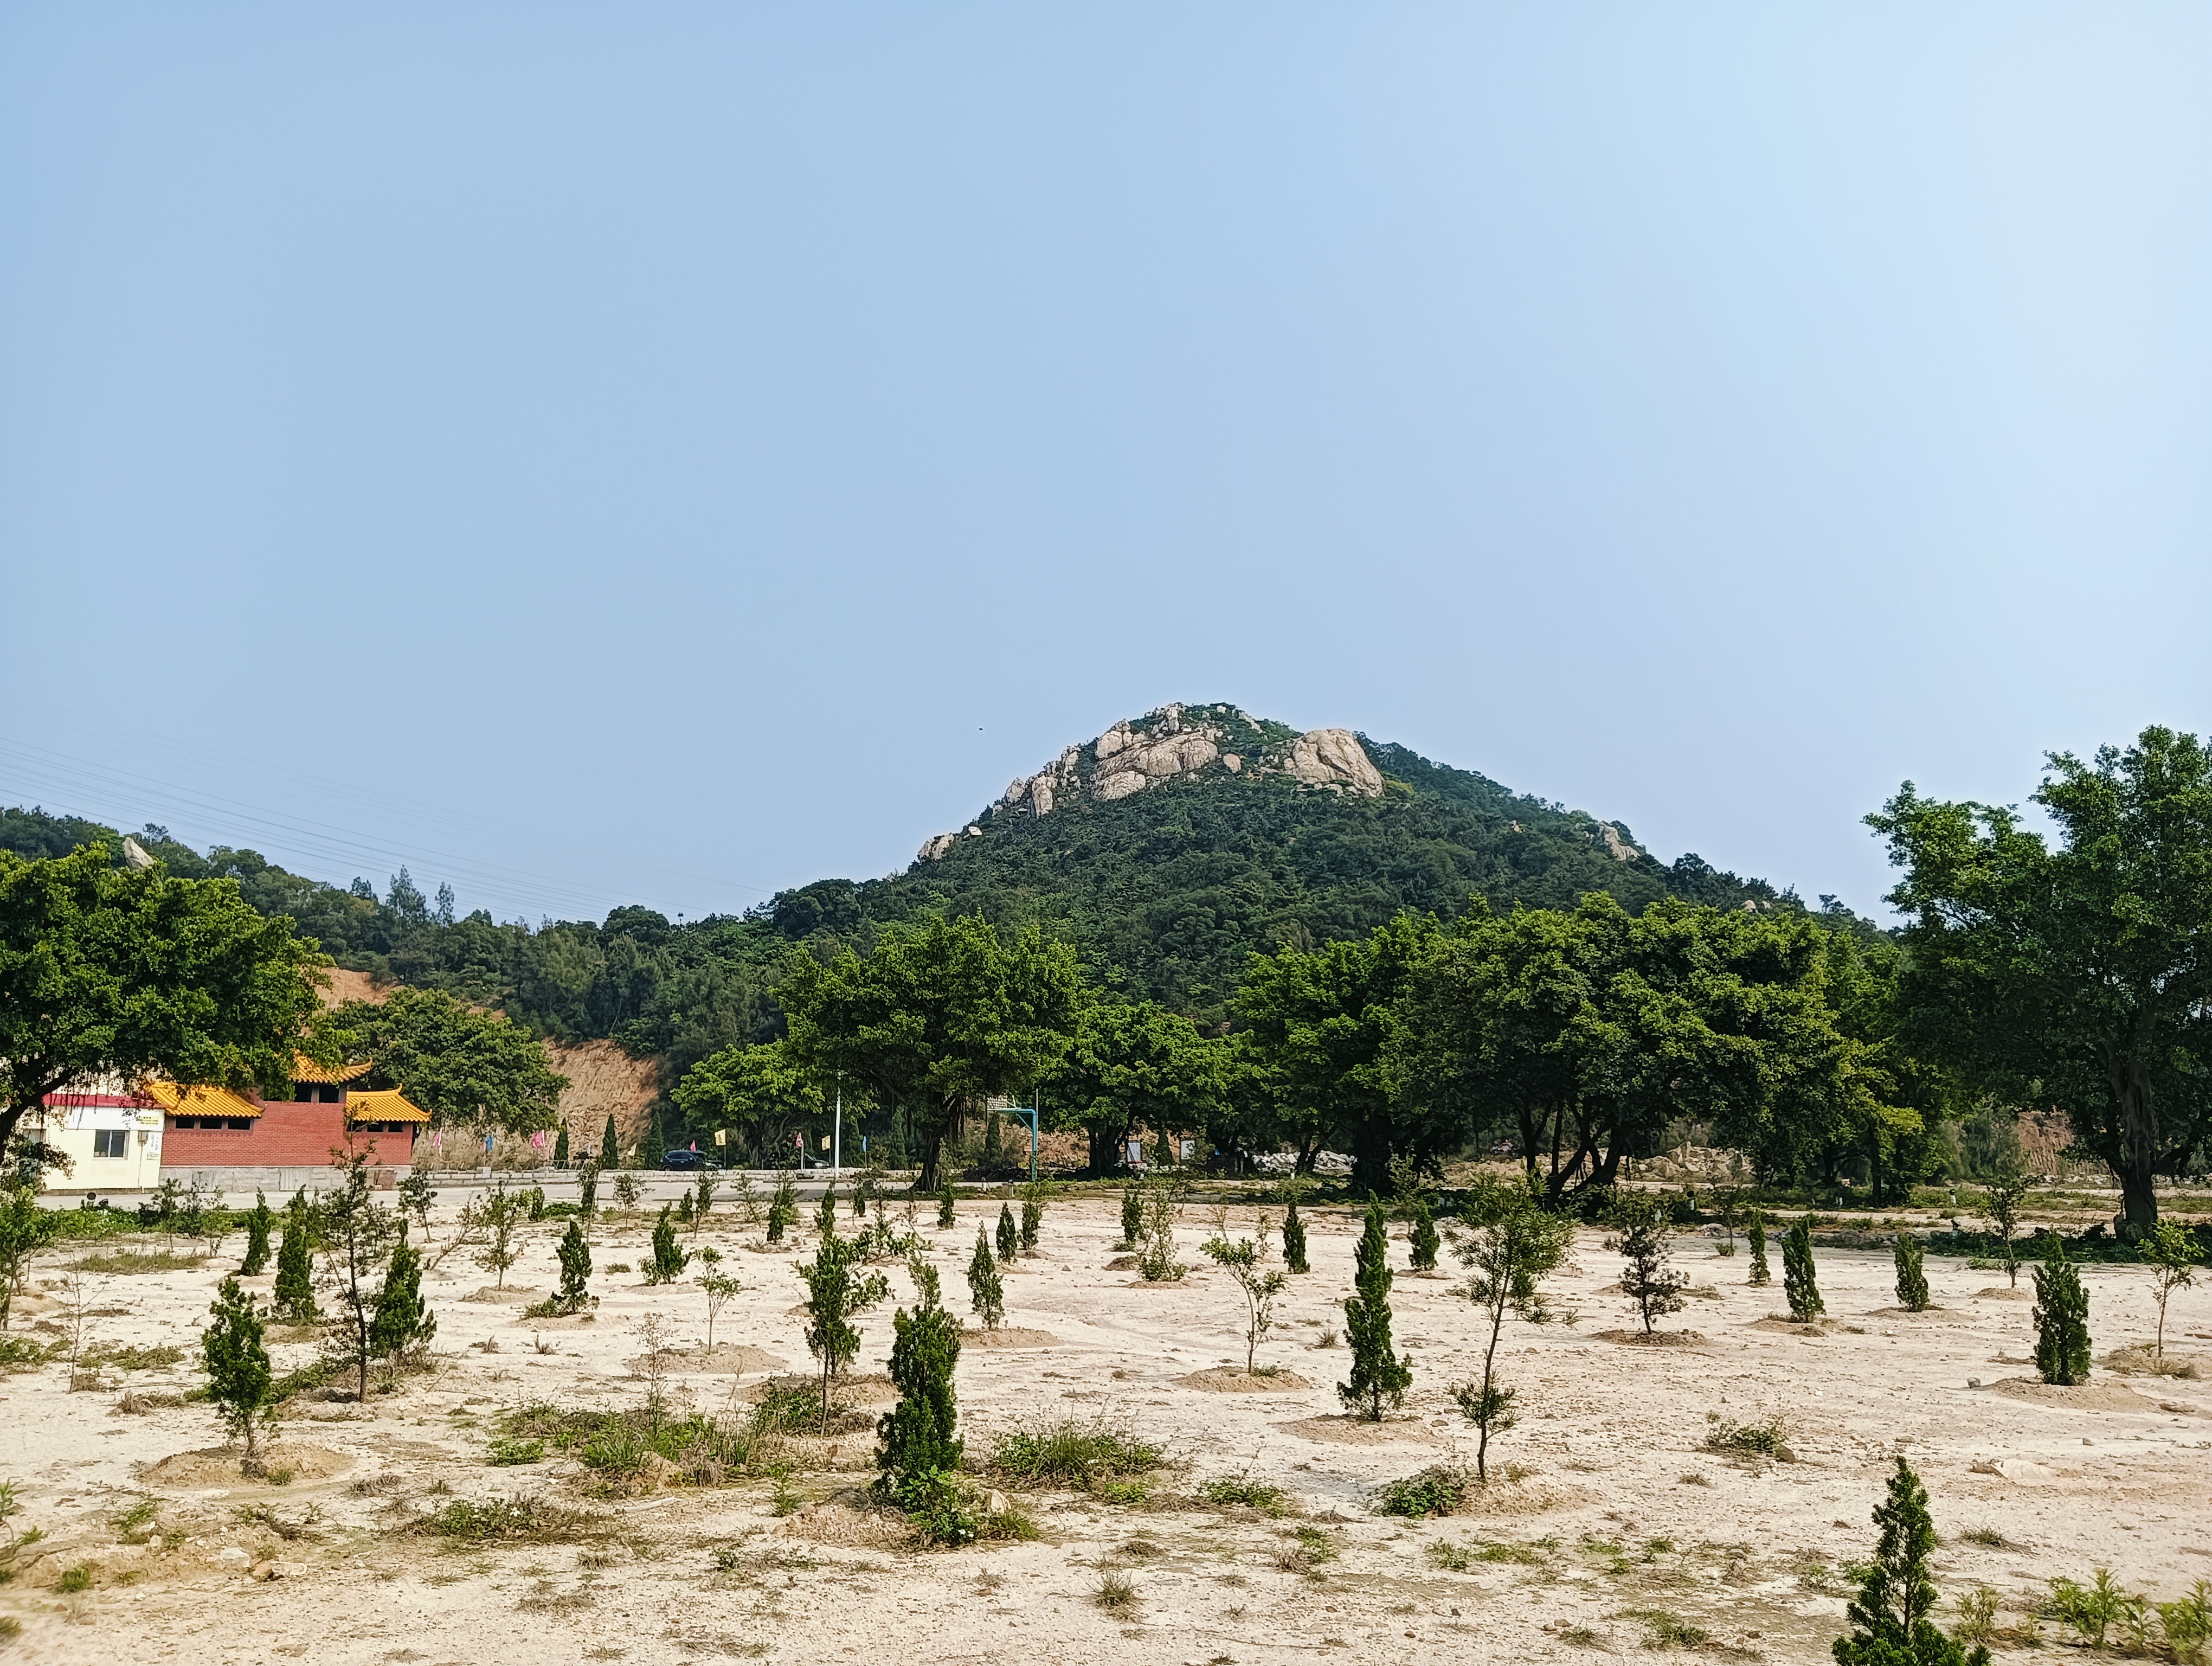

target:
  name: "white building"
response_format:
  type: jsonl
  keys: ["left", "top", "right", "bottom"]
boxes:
{"left": 23, "top": 1090, "right": 165, "bottom": 1193}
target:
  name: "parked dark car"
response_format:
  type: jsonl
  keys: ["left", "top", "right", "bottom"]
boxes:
{"left": 662, "top": 1149, "right": 705, "bottom": 1170}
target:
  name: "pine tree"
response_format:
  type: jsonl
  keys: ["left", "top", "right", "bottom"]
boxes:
{"left": 554, "top": 1218, "right": 591, "bottom": 1311}
{"left": 1747, "top": 1209, "right": 1772, "bottom": 1286}
{"left": 936, "top": 1180, "right": 956, "bottom": 1228}
{"left": 1833, "top": 1456, "right": 1991, "bottom": 1666}
{"left": 1610, "top": 1191, "right": 1689, "bottom": 1335}
{"left": 239, "top": 1190, "right": 274, "bottom": 1276}
{"left": 995, "top": 1201, "right": 1018, "bottom": 1264}
{"left": 203, "top": 1276, "right": 275, "bottom": 1474}
{"left": 600, "top": 1114, "right": 619, "bottom": 1170}
{"left": 1120, "top": 1187, "right": 1142, "bottom": 1248}
{"left": 1018, "top": 1182, "right": 1044, "bottom": 1252}
{"left": 2033, "top": 1233, "right": 2092, "bottom": 1386}
{"left": 817, "top": 1184, "right": 839, "bottom": 1239}
{"left": 647, "top": 1206, "right": 690, "bottom": 1284}
{"left": 675, "top": 1188, "right": 695, "bottom": 1226}
{"left": 878, "top": 1274, "right": 964, "bottom": 1498}
{"left": 578, "top": 1163, "right": 599, "bottom": 1221}
{"left": 1339, "top": 1196, "right": 1412, "bottom": 1421}
{"left": 370, "top": 1236, "right": 434, "bottom": 1371}
{"left": 1409, "top": 1200, "right": 1439, "bottom": 1272}
{"left": 553, "top": 1126, "right": 570, "bottom": 1168}
{"left": 1893, "top": 1232, "right": 1930, "bottom": 1312}
{"left": 1282, "top": 1188, "right": 1309, "bottom": 1274}
{"left": 967, "top": 1228, "right": 1005, "bottom": 1330}
{"left": 1783, "top": 1220, "right": 1824, "bottom": 1322}
{"left": 273, "top": 1196, "right": 316, "bottom": 1322}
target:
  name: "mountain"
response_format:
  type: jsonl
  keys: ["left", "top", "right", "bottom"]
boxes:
{"left": 1, "top": 702, "right": 1846, "bottom": 1076}
{"left": 766, "top": 701, "right": 1816, "bottom": 1015}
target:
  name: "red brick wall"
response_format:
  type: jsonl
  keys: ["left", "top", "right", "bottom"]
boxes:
{"left": 161, "top": 1101, "right": 414, "bottom": 1168}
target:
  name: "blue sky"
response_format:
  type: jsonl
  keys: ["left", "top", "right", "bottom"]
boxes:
{"left": 4, "top": 5, "right": 2207, "bottom": 925}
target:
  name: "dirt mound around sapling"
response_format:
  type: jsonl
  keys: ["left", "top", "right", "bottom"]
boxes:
{"left": 776, "top": 1494, "right": 910, "bottom": 1548}
{"left": 1868, "top": 1305, "right": 1954, "bottom": 1318}
{"left": 1176, "top": 1368, "right": 1314, "bottom": 1393}
{"left": 461, "top": 1286, "right": 541, "bottom": 1304}
{"left": 1278, "top": 1414, "right": 1433, "bottom": 1446}
{"left": 140, "top": 1442, "right": 352, "bottom": 1488}
{"left": 1104, "top": 1256, "right": 1138, "bottom": 1271}
{"left": 1991, "top": 1377, "right": 2161, "bottom": 1412}
{"left": 964, "top": 1328, "right": 1059, "bottom": 1349}
{"left": 1456, "top": 1473, "right": 1594, "bottom": 1517}
{"left": 2099, "top": 1344, "right": 2204, "bottom": 1380}
{"left": 1746, "top": 1317, "right": 1832, "bottom": 1336}
{"left": 1592, "top": 1329, "right": 1706, "bottom": 1347}
{"left": 744, "top": 1372, "right": 898, "bottom": 1407}
{"left": 680, "top": 1343, "right": 787, "bottom": 1374}
{"left": 1976, "top": 1287, "right": 2032, "bottom": 1301}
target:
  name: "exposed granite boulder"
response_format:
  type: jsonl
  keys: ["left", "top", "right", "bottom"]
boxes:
{"left": 1281, "top": 728, "right": 1383, "bottom": 797}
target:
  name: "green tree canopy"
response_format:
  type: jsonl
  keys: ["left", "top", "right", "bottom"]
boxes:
{"left": 332, "top": 986, "right": 568, "bottom": 1133}
{"left": 0, "top": 842, "right": 330, "bottom": 1161}
{"left": 779, "top": 914, "right": 1083, "bottom": 1191}
{"left": 1233, "top": 911, "right": 1438, "bottom": 1194}
{"left": 1870, "top": 725, "right": 2212, "bottom": 1233}
{"left": 670, "top": 1037, "right": 826, "bottom": 1159}
{"left": 1043, "top": 998, "right": 1227, "bottom": 1175}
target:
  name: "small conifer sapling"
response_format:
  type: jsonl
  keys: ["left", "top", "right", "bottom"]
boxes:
{"left": 1281, "top": 1181, "right": 1310, "bottom": 1274}
{"left": 1408, "top": 1200, "right": 1440, "bottom": 1273}
{"left": 1783, "top": 1220, "right": 1824, "bottom": 1322}
{"left": 203, "top": 1276, "right": 276, "bottom": 1475}
{"left": 577, "top": 1163, "right": 599, "bottom": 1223}
{"left": 1747, "top": 1209, "right": 1772, "bottom": 1286}
{"left": 1120, "top": 1187, "right": 1142, "bottom": 1248}
{"left": 273, "top": 1195, "right": 317, "bottom": 1322}
{"left": 370, "top": 1235, "right": 435, "bottom": 1374}
{"left": 967, "top": 1227, "right": 1005, "bottom": 1330}
{"left": 1893, "top": 1232, "right": 1930, "bottom": 1312}
{"left": 554, "top": 1218, "right": 591, "bottom": 1312}
{"left": 600, "top": 1114, "right": 619, "bottom": 1170}
{"left": 1340, "top": 1196, "right": 1412, "bottom": 1420}
{"left": 1610, "top": 1192, "right": 1688, "bottom": 1335}
{"left": 2032, "top": 1232, "right": 2091, "bottom": 1386}
{"left": 878, "top": 1255, "right": 963, "bottom": 1508}
{"left": 239, "top": 1190, "right": 274, "bottom": 1276}
{"left": 936, "top": 1180, "right": 956, "bottom": 1229}
{"left": 995, "top": 1201, "right": 1018, "bottom": 1265}
{"left": 1832, "top": 1455, "right": 1991, "bottom": 1666}
{"left": 648, "top": 1205, "right": 690, "bottom": 1284}
{"left": 553, "top": 1126, "right": 570, "bottom": 1168}
{"left": 1019, "top": 1180, "right": 1045, "bottom": 1252}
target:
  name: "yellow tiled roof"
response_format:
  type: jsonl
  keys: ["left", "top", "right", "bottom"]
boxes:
{"left": 143, "top": 1081, "right": 262, "bottom": 1119}
{"left": 344, "top": 1089, "right": 431, "bottom": 1125}
{"left": 293, "top": 1053, "right": 374, "bottom": 1085}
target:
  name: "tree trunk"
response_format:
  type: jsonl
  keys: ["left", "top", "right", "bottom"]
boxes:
{"left": 917, "top": 1134, "right": 943, "bottom": 1195}
{"left": 2110, "top": 1054, "right": 2160, "bottom": 1238}
{"left": 1351, "top": 1114, "right": 1391, "bottom": 1199}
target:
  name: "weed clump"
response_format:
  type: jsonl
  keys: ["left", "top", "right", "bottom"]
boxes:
{"left": 407, "top": 1494, "right": 614, "bottom": 1545}
{"left": 1197, "top": 1476, "right": 1290, "bottom": 1517}
{"left": 989, "top": 1419, "right": 1164, "bottom": 1492}
{"left": 1703, "top": 1412, "right": 1791, "bottom": 1460}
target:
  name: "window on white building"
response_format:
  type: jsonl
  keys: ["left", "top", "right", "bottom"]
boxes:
{"left": 93, "top": 1129, "right": 128, "bottom": 1158}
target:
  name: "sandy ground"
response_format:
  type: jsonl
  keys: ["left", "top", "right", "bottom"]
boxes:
{"left": 2, "top": 1190, "right": 2207, "bottom": 1665}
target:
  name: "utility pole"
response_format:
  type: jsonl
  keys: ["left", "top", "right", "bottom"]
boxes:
{"left": 832, "top": 1073, "right": 843, "bottom": 1178}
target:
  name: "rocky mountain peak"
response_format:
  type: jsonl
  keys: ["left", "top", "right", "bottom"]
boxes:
{"left": 916, "top": 703, "right": 1384, "bottom": 863}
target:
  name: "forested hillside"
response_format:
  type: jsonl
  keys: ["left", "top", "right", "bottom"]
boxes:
{"left": 0, "top": 705, "right": 1857, "bottom": 1088}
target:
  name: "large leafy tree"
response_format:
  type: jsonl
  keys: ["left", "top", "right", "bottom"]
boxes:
{"left": 332, "top": 986, "right": 568, "bottom": 1133}
{"left": 0, "top": 843, "right": 330, "bottom": 1162}
{"left": 1390, "top": 894, "right": 1906, "bottom": 1201}
{"left": 670, "top": 1037, "right": 827, "bottom": 1160}
{"left": 779, "top": 915, "right": 1083, "bottom": 1191}
{"left": 1869, "top": 726, "right": 2212, "bottom": 1234}
{"left": 1233, "top": 912, "right": 1438, "bottom": 1193}
{"left": 1043, "top": 999, "right": 1227, "bottom": 1175}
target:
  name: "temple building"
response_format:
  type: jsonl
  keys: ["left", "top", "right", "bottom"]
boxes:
{"left": 151, "top": 1055, "right": 430, "bottom": 1170}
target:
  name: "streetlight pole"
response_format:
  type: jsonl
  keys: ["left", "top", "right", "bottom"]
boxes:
{"left": 832, "top": 1073, "right": 843, "bottom": 1179}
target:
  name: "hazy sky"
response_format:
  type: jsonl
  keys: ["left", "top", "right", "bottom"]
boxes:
{"left": 4, "top": 6, "right": 2208, "bottom": 926}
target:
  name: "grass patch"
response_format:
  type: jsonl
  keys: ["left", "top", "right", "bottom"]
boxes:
{"left": 406, "top": 1494, "right": 614, "bottom": 1545}
{"left": 54, "top": 1564, "right": 94, "bottom": 1593}
{"left": 1427, "top": 1541, "right": 1472, "bottom": 1572}
{"left": 1094, "top": 1570, "right": 1136, "bottom": 1611}
{"left": 1290, "top": 1526, "right": 1338, "bottom": 1565}
{"left": 988, "top": 1419, "right": 1165, "bottom": 1491}
{"left": 1960, "top": 1526, "right": 2008, "bottom": 1548}
{"left": 1369, "top": 1465, "right": 1471, "bottom": 1518}
{"left": 86, "top": 1343, "right": 185, "bottom": 1372}
{"left": 68, "top": 1251, "right": 205, "bottom": 1275}
{"left": 1197, "top": 1475, "right": 1291, "bottom": 1517}
{"left": 1620, "top": 1608, "right": 1709, "bottom": 1649}
{"left": 487, "top": 1438, "right": 546, "bottom": 1466}
{"left": 0, "top": 1336, "right": 59, "bottom": 1372}
{"left": 502, "top": 1400, "right": 776, "bottom": 1492}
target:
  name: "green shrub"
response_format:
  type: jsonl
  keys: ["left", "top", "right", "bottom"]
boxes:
{"left": 486, "top": 1438, "right": 545, "bottom": 1466}
{"left": 1894, "top": 1232, "right": 1930, "bottom": 1311}
{"left": 1369, "top": 1465, "right": 1470, "bottom": 1518}
{"left": 408, "top": 1494, "right": 613, "bottom": 1544}
{"left": 1196, "top": 1475, "right": 1289, "bottom": 1516}
{"left": 1703, "top": 1413, "right": 1790, "bottom": 1458}
{"left": 1783, "top": 1220, "right": 1823, "bottom": 1321}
